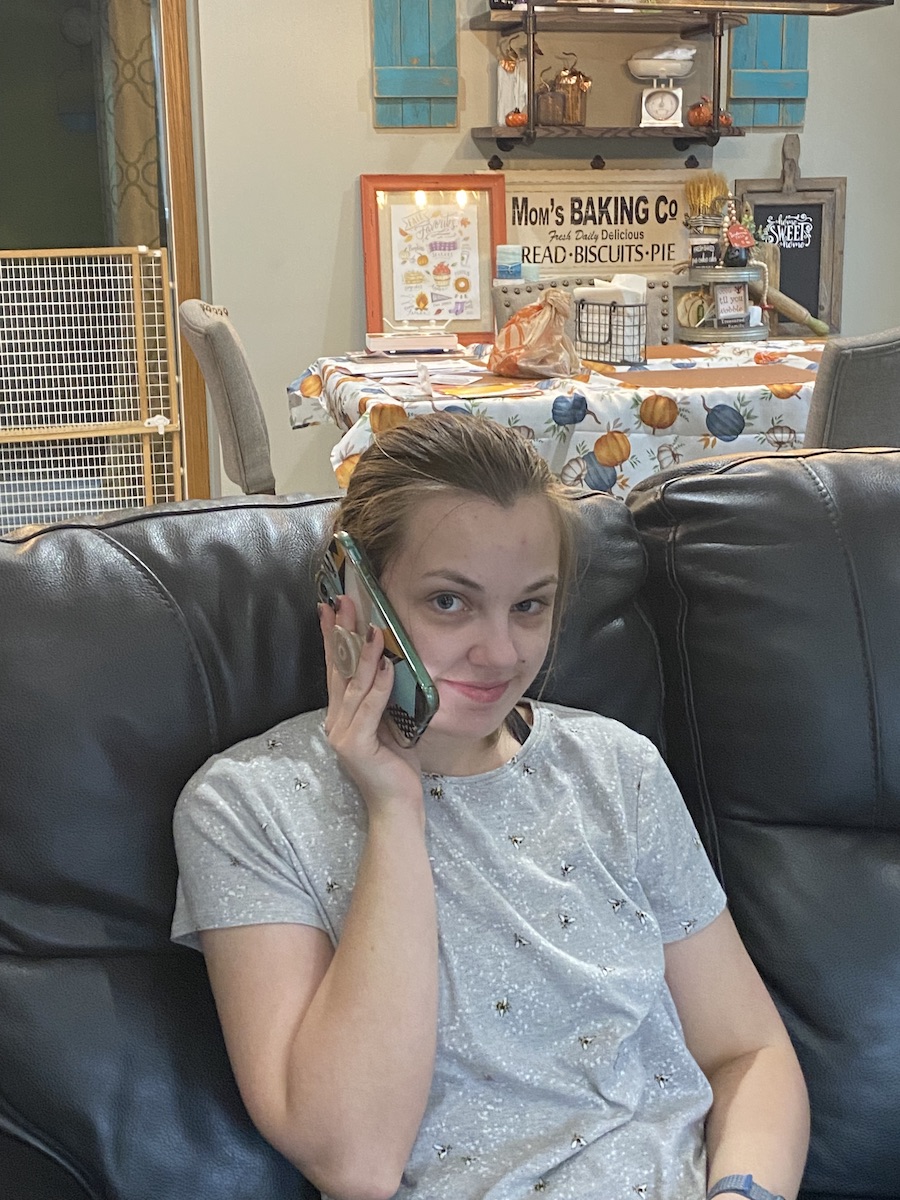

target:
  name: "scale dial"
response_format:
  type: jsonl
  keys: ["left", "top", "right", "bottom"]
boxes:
{"left": 640, "top": 84, "right": 684, "bottom": 128}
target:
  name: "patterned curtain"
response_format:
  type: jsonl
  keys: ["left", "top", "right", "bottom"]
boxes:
{"left": 91, "top": 0, "right": 161, "bottom": 248}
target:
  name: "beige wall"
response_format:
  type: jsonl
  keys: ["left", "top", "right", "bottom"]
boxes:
{"left": 192, "top": 0, "right": 900, "bottom": 497}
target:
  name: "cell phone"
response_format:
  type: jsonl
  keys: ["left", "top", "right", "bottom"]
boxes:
{"left": 316, "top": 530, "right": 440, "bottom": 747}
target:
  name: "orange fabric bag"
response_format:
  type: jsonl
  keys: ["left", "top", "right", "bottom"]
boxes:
{"left": 489, "top": 287, "right": 581, "bottom": 379}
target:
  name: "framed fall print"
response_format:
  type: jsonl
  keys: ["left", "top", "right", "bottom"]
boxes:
{"left": 360, "top": 174, "right": 507, "bottom": 344}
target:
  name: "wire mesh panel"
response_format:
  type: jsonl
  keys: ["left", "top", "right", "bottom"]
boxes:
{"left": 0, "top": 247, "right": 181, "bottom": 534}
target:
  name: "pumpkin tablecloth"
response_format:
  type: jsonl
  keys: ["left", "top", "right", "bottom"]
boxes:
{"left": 287, "top": 339, "right": 822, "bottom": 496}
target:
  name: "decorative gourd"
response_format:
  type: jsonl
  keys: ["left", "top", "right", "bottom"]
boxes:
{"left": 505, "top": 108, "right": 528, "bottom": 127}
{"left": 687, "top": 96, "right": 712, "bottom": 127}
{"left": 638, "top": 392, "right": 678, "bottom": 431}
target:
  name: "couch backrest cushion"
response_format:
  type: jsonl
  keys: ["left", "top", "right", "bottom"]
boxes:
{"left": 629, "top": 448, "right": 900, "bottom": 1200}
{"left": 0, "top": 489, "right": 659, "bottom": 1199}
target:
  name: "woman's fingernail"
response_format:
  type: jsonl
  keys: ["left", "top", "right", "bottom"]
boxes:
{"left": 378, "top": 656, "right": 388, "bottom": 671}
{"left": 366, "top": 623, "right": 376, "bottom": 644}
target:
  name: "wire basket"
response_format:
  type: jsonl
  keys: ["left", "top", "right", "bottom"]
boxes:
{"left": 575, "top": 300, "right": 647, "bottom": 366}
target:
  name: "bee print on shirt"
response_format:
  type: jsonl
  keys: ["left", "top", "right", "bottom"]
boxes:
{"left": 294, "top": 777, "right": 308, "bottom": 791}
{"left": 635, "top": 909, "right": 648, "bottom": 925}
{"left": 608, "top": 897, "right": 626, "bottom": 913}
{"left": 655, "top": 1073, "right": 671, "bottom": 1089}
{"left": 267, "top": 736, "right": 281, "bottom": 750}
{"left": 558, "top": 912, "right": 575, "bottom": 930}
{"left": 634, "top": 1186, "right": 649, "bottom": 1197}
{"left": 462, "top": 1155, "right": 477, "bottom": 1167}
{"left": 509, "top": 835, "right": 524, "bottom": 848}
{"left": 560, "top": 861, "right": 575, "bottom": 877}
{"left": 514, "top": 933, "right": 531, "bottom": 948}
{"left": 578, "top": 1034, "right": 596, "bottom": 1049}
{"left": 495, "top": 997, "right": 511, "bottom": 1016}
{"left": 325, "top": 877, "right": 341, "bottom": 893}
{"left": 571, "top": 1133, "right": 587, "bottom": 1149}
{"left": 429, "top": 784, "right": 444, "bottom": 799}
{"left": 433, "top": 1144, "right": 451, "bottom": 1160}
{"left": 681, "top": 918, "right": 697, "bottom": 934}
{"left": 534, "top": 1180, "right": 547, "bottom": 1192}
{"left": 522, "top": 764, "right": 536, "bottom": 776}
{"left": 229, "top": 855, "right": 242, "bottom": 868}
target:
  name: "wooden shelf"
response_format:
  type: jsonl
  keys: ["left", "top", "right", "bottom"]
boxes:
{"left": 469, "top": 9, "right": 746, "bottom": 33}
{"left": 472, "top": 123, "right": 746, "bottom": 141}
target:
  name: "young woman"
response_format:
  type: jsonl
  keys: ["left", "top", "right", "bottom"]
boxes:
{"left": 172, "top": 413, "right": 808, "bottom": 1200}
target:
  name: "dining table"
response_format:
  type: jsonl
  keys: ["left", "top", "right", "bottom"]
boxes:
{"left": 287, "top": 338, "right": 822, "bottom": 497}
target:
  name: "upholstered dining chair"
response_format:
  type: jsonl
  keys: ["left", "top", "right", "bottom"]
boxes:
{"left": 179, "top": 300, "right": 277, "bottom": 495}
{"left": 804, "top": 325, "right": 900, "bottom": 449}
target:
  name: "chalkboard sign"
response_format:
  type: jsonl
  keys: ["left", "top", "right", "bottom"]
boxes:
{"left": 754, "top": 203, "right": 822, "bottom": 322}
{"left": 736, "top": 135, "right": 845, "bottom": 335}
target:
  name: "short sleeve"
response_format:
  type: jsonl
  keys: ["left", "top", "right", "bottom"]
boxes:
{"left": 171, "top": 756, "right": 327, "bottom": 951}
{"left": 635, "top": 742, "right": 726, "bottom": 942}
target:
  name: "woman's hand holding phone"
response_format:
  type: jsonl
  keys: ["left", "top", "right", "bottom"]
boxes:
{"left": 319, "top": 596, "right": 425, "bottom": 822}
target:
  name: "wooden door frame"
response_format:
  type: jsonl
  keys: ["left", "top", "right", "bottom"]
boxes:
{"left": 158, "top": 0, "right": 210, "bottom": 497}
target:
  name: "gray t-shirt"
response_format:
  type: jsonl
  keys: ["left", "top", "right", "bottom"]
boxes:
{"left": 172, "top": 702, "right": 726, "bottom": 1200}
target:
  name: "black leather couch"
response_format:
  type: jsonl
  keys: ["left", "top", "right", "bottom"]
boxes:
{"left": 1, "top": 448, "right": 897, "bottom": 1200}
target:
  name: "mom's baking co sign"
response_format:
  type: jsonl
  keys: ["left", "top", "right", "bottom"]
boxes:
{"left": 503, "top": 170, "right": 691, "bottom": 270}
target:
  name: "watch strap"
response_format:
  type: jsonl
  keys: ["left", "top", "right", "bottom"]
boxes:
{"left": 708, "top": 1175, "right": 786, "bottom": 1200}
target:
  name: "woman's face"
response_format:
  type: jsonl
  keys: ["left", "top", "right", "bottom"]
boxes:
{"left": 380, "top": 491, "right": 561, "bottom": 749}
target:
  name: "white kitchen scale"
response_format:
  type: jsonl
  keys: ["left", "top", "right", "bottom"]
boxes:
{"left": 627, "top": 53, "right": 694, "bottom": 129}
{"left": 639, "top": 78, "right": 685, "bottom": 128}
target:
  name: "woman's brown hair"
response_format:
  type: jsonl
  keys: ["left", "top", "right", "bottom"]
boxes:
{"left": 333, "top": 412, "right": 579, "bottom": 638}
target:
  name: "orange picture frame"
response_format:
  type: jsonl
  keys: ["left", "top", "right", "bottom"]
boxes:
{"left": 360, "top": 173, "right": 507, "bottom": 345}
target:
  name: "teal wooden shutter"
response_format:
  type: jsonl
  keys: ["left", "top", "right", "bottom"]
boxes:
{"left": 729, "top": 15, "right": 808, "bottom": 127}
{"left": 373, "top": 0, "right": 458, "bottom": 128}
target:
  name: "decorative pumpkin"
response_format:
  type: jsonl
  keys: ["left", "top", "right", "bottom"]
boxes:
{"left": 505, "top": 108, "right": 528, "bottom": 127}
{"left": 594, "top": 429, "right": 631, "bottom": 467}
{"left": 639, "top": 392, "right": 678, "bottom": 431}
{"left": 686, "top": 96, "right": 713, "bottom": 128}
{"left": 581, "top": 451, "right": 617, "bottom": 492}
{"left": 335, "top": 453, "right": 361, "bottom": 490}
{"left": 764, "top": 423, "right": 798, "bottom": 449}
{"left": 299, "top": 372, "right": 323, "bottom": 399}
{"left": 551, "top": 393, "right": 588, "bottom": 427}
{"left": 656, "top": 442, "right": 683, "bottom": 470}
{"left": 718, "top": 110, "right": 734, "bottom": 128}
{"left": 703, "top": 401, "right": 745, "bottom": 441}
{"left": 768, "top": 382, "right": 802, "bottom": 400}
{"left": 560, "top": 456, "right": 588, "bottom": 486}
{"left": 368, "top": 402, "right": 409, "bottom": 434}
{"left": 754, "top": 350, "right": 784, "bottom": 365}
